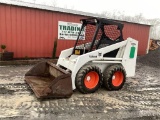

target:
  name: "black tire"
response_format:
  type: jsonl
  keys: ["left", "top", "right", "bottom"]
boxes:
{"left": 75, "top": 65, "right": 102, "bottom": 94}
{"left": 103, "top": 64, "right": 126, "bottom": 90}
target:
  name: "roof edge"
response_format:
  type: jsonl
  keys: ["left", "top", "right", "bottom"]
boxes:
{"left": 0, "top": 0, "right": 151, "bottom": 26}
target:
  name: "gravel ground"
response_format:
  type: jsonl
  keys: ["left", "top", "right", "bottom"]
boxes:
{"left": 0, "top": 48, "right": 160, "bottom": 120}
{"left": 137, "top": 47, "right": 160, "bottom": 68}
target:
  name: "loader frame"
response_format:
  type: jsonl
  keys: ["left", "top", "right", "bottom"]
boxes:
{"left": 57, "top": 38, "right": 138, "bottom": 89}
{"left": 57, "top": 18, "right": 138, "bottom": 90}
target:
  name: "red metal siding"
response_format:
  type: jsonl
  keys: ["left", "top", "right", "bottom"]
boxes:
{"left": 0, "top": 4, "right": 150, "bottom": 58}
{"left": 122, "top": 22, "right": 150, "bottom": 55}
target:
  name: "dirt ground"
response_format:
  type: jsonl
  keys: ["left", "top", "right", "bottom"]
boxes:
{"left": 0, "top": 48, "right": 160, "bottom": 120}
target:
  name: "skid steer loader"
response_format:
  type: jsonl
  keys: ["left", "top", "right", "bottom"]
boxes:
{"left": 25, "top": 18, "right": 138, "bottom": 98}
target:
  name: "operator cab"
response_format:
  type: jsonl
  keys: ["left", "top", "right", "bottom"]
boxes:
{"left": 72, "top": 17, "right": 124, "bottom": 57}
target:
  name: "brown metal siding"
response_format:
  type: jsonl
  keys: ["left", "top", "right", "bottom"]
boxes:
{"left": 0, "top": 4, "right": 150, "bottom": 58}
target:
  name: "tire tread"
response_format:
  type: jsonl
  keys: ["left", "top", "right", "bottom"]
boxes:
{"left": 75, "top": 65, "right": 102, "bottom": 93}
{"left": 103, "top": 64, "right": 126, "bottom": 91}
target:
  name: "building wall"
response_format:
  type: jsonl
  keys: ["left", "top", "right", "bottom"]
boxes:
{"left": 0, "top": 4, "right": 150, "bottom": 58}
{"left": 122, "top": 22, "right": 150, "bottom": 55}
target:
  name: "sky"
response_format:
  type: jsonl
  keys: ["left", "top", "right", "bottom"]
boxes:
{"left": 22, "top": 0, "right": 160, "bottom": 19}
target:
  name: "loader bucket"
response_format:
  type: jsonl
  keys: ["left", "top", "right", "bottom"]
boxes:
{"left": 25, "top": 61, "right": 72, "bottom": 98}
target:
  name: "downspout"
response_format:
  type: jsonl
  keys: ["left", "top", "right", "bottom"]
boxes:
{"left": 146, "top": 26, "right": 152, "bottom": 54}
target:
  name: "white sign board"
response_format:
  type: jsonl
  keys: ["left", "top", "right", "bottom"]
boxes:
{"left": 58, "top": 21, "right": 85, "bottom": 40}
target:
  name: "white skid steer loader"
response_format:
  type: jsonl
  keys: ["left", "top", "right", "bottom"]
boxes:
{"left": 25, "top": 18, "right": 138, "bottom": 98}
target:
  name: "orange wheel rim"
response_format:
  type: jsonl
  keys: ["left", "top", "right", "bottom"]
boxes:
{"left": 84, "top": 71, "right": 99, "bottom": 89}
{"left": 112, "top": 71, "right": 124, "bottom": 87}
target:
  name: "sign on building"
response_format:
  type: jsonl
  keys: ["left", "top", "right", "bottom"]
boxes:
{"left": 58, "top": 21, "right": 85, "bottom": 40}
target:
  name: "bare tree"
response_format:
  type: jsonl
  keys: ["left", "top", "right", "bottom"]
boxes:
{"left": 148, "top": 18, "right": 160, "bottom": 40}
{"left": 32, "top": 0, "right": 36, "bottom": 4}
{"left": 51, "top": 0, "right": 57, "bottom": 7}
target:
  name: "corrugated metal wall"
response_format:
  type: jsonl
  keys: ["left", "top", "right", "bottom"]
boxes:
{"left": 123, "top": 22, "right": 150, "bottom": 55}
{"left": 0, "top": 4, "right": 150, "bottom": 58}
